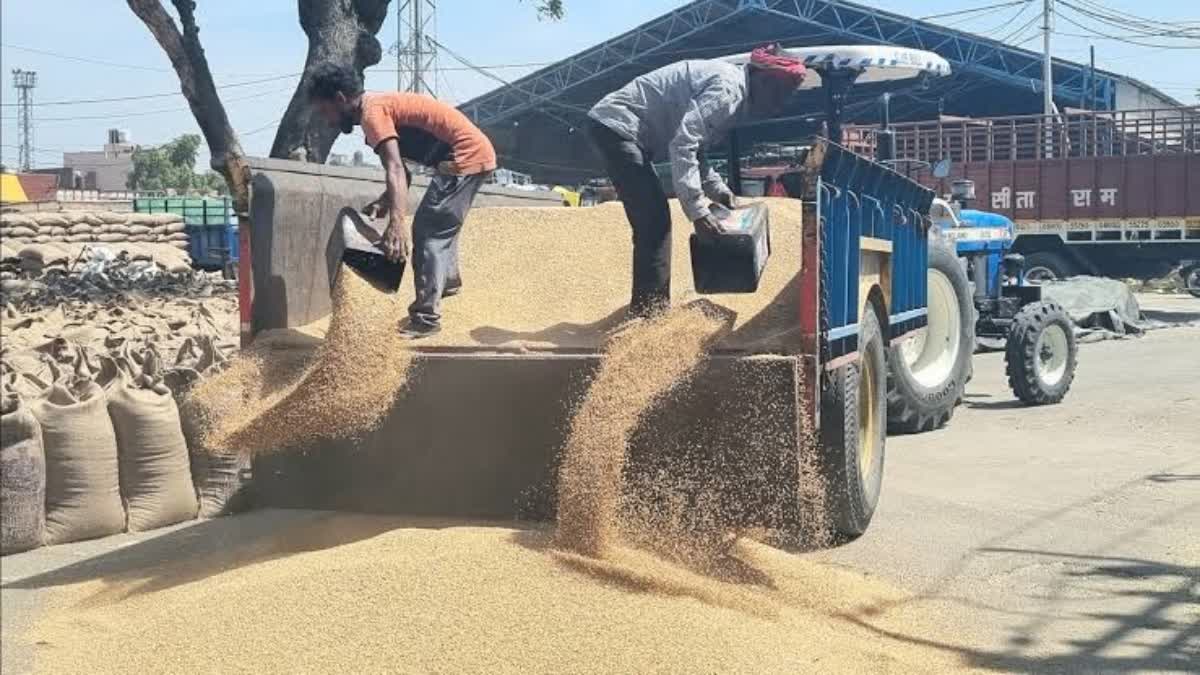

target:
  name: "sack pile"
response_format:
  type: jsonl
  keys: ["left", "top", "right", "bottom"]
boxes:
{"left": 1, "top": 211, "right": 192, "bottom": 277}
{"left": 0, "top": 337, "right": 247, "bottom": 556}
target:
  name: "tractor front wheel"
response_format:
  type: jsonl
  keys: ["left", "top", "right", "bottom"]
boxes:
{"left": 1005, "top": 301, "right": 1078, "bottom": 405}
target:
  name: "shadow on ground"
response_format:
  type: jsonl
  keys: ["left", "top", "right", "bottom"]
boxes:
{"left": 2, "top": 511, "right": 452, "bottom": 603}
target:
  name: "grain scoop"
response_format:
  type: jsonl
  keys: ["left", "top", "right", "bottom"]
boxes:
{"left": 325, "top": 207, "right": 406, "bottom": 293}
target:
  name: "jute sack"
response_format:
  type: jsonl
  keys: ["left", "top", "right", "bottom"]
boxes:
{"left": 128, "top": 225, "right": 152, "bottom": 236}
{"left": 30, "top": 213, "right": 67, "bottom": 228}
{"left": 0, "top": 213, "right": 37, "bottom": 228}
{"left": 32, "top": 376, "right": 125, "bottom": 545}
{"left": 0, "top": 372, "right": 47, "bottom": 555}
{"left": 18, "top": 244, "right": 69, "bottom": 266}
{"left": 170, "top": 338, "right": 252, "bottom": 518}
{"left": 67, "top": 223, "right": 93, "bottom": 236}
{"left": 98, "top": 212, "right": 130, "bottom": 225}
{"left": 104, "top": 352, "right": 197, "bottom": 531}
{"left": 5, "top": 226, "right": 37, "bottom": 238}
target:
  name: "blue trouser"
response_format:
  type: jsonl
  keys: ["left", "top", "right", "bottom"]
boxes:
{"left": 409, "top": 171, "right": 489, "bottom": 327}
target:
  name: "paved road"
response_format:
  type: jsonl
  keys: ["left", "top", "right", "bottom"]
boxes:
{"left": 3, "top": 295, "right": 1197, "bottom": 673}
{"left": 821, "top": 294, "right": 1200, "bottom": 672}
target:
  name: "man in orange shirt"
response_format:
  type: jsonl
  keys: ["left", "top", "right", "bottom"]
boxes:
{"left": 309, "top": 64, "right": 497, "bottom": 338}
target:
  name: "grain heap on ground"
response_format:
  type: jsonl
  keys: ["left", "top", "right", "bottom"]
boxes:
{"left": 192, "top": 265, "right": 414, "bottom": 454}
{"left": 27, "top": 514, "right": 982, "bottom": 674}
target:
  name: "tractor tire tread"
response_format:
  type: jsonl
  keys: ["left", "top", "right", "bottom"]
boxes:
{"left": 1005, "top": 300, "right": 1078, "bottom": 405}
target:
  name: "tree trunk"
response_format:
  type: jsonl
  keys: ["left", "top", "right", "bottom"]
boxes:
{"left": 126, "top": 0, "right": 250, "bottom": 218}
{"left": 269, "top": 0, "right": 391, "bottom": 163}
{"left": 127, "top": 0, "right": 255, "bottom": 345}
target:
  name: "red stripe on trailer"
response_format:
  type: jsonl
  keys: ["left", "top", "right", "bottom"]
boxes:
{"left": 238, "top": 223, "right": 252, "bottom": 347}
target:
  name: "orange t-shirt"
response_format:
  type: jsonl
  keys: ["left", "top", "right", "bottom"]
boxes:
{"left": 360, "top": 92, "right": 497, "bottom": 175}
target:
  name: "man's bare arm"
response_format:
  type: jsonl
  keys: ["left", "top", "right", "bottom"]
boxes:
{"left": 376, "top": 138, "right": 411, "bottom": 262}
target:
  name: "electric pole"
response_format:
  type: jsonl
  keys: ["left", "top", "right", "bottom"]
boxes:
{"left": 12, "top": 69, "right": 38, "bottom": 171}
{"left": 393, "top": 0, "right": 438, "bottom": 96}
{"left": 1042, "top": 0, "right": 1054, "bottom": 117}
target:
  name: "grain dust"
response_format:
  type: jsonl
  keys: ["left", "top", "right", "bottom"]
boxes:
{"left": 191, "top": 266, "right": 414, "bottom": 454}
{"left": 555, "top": 302, "right": 731, "bottom": 556}
{"left": 26, "top": 515, "right": 981, "bottom": 674}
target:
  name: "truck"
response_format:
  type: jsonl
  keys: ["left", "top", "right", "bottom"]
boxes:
{"left": 242, "top": 46, "right": 951, "bottom": 546}
{"left": 855, "top": 107, "right": 1200, "bottom": 287}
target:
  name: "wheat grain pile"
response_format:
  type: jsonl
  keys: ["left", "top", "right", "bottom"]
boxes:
{"left": 190, "top": 266, "right": 414, "bottom": 454}
{"left": 280, "top": 198, "right": 803, "bottom": 354}
{"left": 26, "top": 515, "right": 980, "bottom": 674}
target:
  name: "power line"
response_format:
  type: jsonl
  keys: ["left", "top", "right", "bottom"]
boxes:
{"left": 1, "top": 43, "right": 172, "bottom": 73}
{"left": 0, "top": 73, "right": 300, "bottom": 108}
{"left": 32, "top": 87, "right": 294, "bottom": 123}
{"left": 378, "top": 61, "right": 555, "bottom": 73}
{"left": 1055, "top": 9, "right": 1200, "bottom": 48}
{"left": 1055, "top": 1, "right": 1200, "bottom": 47}
{"left": 0, "top": 42, "right": 302, "bottom": 78}
{"left": 919, "top": 1, "right": 1029, "bottom": 22}
{"left": 430, "top": 36, "right": 589, "bottom": 124}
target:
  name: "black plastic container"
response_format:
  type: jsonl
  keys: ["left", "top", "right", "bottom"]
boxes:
{"left": 326, "top": 208, "right": 406, "bottom": 292}
{"left": 689, "top": 203, "right": 771, "bottom": 294}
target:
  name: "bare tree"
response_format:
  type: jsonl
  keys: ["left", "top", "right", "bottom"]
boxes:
{"left": 127, "top": 0, "right": 565, "bottom": 197}
{"left": 270, "top": 0, "right": 391, "bottom": 163}
{"left": 127, "top": 0, "right": 253, "bottom": 221}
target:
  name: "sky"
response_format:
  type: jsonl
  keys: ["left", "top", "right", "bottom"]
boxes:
{"left": 1, "top": 0, "right": 1196, "bottom": 171}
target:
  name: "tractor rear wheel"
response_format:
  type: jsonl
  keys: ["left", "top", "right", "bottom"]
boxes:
{"left": 1005, "top": 301, "right": 1077, "bottom": 405}
{"left": 886, "top": 245, "right": 973, "bottom": 433}
{"left": 817, "top": 305, "right": 886, "bottom": 542}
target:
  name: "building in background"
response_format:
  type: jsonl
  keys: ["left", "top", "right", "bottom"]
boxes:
{"left": 63, "top": 128, "right": 135, "bottom": 191}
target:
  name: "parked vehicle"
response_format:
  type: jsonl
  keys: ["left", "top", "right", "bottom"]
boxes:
{"left": 852, "top": 108, "right": 1200, "bottom": 283}
{"left": 933, "top": 182, "right": 1078, "bottom": 405}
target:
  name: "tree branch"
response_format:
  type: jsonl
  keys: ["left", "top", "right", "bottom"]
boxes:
{"left": 127, "top": 0, "right": 250, "bottom": 215}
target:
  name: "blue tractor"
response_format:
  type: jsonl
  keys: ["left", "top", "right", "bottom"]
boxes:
{"left": 933, "top": 180, "right": 1079, "bottom": 406}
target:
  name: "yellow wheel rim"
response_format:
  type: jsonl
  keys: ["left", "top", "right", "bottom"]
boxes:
{"left": 857, "top": 344, "right": 879, "bottom": 480}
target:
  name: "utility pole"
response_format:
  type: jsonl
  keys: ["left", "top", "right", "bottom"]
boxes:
{"left": 1042, "top": 0, "right": 1054, "bottom": 117}
{"left": 393, "top": 0, "right": 438, "bottom": 96}
{"left": 12, "top": 69, "right": 37, "bottom": 171}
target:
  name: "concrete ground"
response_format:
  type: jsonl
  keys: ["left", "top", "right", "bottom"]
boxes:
{"left": 2, "top": 294, "right": 1197, "bottom": 674}
{"left": 815, "top": 293, "right": 1200, "bottom": 672}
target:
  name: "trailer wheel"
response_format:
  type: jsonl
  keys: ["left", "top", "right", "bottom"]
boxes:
{"left": 1182, "top": 264, "right": 1200, "bottom": 299}
{"left": 818, "top": 306, "right": 886, "bottom": 542}
{"left": 1006, "top": 301, "right": 1078, "bottom": 405}
{"left": 886, "top": 245, "right": 973, "bottom": 433}
{"left": 1023, "top": 251, "right": 1075, "bottom": 284}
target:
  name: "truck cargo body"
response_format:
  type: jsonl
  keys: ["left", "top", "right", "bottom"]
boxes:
{"left": 857, "top": 108, "right": 1200, "bottom": 279}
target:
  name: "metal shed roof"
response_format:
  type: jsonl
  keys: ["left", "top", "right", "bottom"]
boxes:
{"left": 460, "top": 0, "right": 1177, "bottom": 182}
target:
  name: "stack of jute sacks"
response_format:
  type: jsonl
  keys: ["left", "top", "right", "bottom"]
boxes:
{"left": 0, "top": 210, "right": 192, "bottom": 276}
{"left": 0, "top": 337, "right": 249, "bottom": 556}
